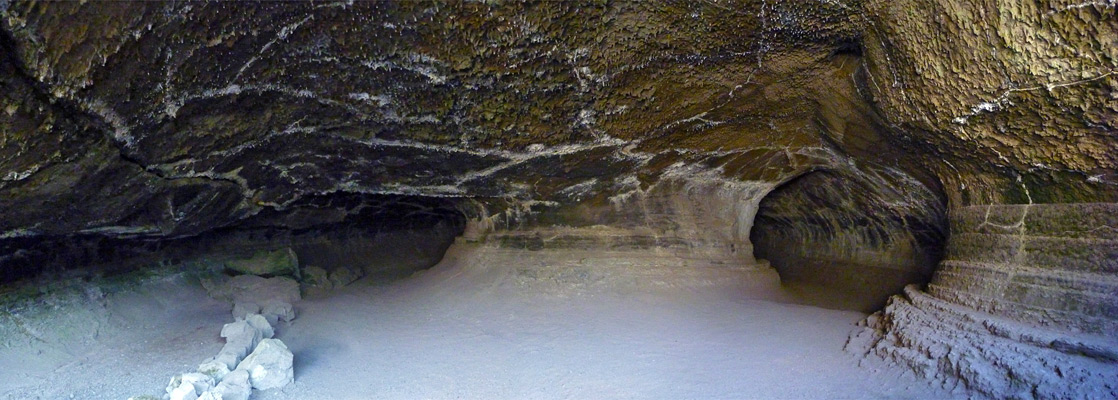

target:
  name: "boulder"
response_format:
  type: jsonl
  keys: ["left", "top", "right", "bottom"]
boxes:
{"left": 261, "top": 301, "right": 296, "bottom": 325}
{"left": 301, "top": 265, "right": 330, "bottom": 287}
{"left": 180, "top": 373, "right": 215, "bottom": 394}
{"left": 235, "top": 338, "right": 295, "bottom": 391}
{"left": 210, "top": 314, "right": 273, "bottom": 370}
{"left": 167, "top": 382, "right": 197, "bottom": 400}
{"left": 224, "top": 248, "right": 300, "bottom": 278}
{"left": 328, "top": 266, "right": 361, "bottom": 288}
{"left": 165, "top": 372, "right": 214, "bottom": 400}
{"left": 231, "top": 302, "right": 261, "bottom": 321}
{"left": 196, "top": 359, "right": 231, "bottom": 381}
{"left": 206, "top": 370, "right": 252, "bottom": 400}
{"left": 301, "top": 265, "right": 333, "bottom": 296}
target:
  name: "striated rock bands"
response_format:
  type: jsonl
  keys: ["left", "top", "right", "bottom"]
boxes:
{"left": 931, "top": 203, "right": 1118, "bottom": 336}
{"left": 848, "top": 285, "right": 1118, "bottom": 399}
{"left": 850, "top": 202, "right": 1118, "bottom": 398}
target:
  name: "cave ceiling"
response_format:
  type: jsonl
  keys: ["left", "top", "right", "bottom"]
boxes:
{"left": 0, "top": 0, "right": 1114, "bottom": 240}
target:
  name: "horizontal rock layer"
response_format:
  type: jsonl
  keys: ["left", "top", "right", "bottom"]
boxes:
{"left": 433, "top": 232, "right": 782, "bottom": 296}
{"left": 849, "top": 285, "right": 1118, "bottom": 399}
{"left": 851, "top": 202, "right": 1118, "bottom": 398}
{"left": 930, "top": 202, "right": 1118, "bottom": 335}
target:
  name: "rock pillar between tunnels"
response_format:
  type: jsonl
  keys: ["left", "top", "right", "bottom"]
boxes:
{"left": 451, "top": 174, "right": 783, "bottom": 296}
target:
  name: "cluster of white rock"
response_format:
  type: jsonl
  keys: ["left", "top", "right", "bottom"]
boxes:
{"left": 165, "top": 313, "right": 293, "bottom": 400}
{"left": 162, "top": 274, "right": 301, "bottom": 400}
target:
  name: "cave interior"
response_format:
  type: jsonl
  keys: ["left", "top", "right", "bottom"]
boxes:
{"left": 0, "top": 1, "right": 1116, "bottom": 399}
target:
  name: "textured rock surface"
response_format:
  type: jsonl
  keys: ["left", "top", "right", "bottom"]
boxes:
{"left": 848, "top": 285, "right": 1118, "bottom": 399}
{"left": 842, "top": 1, "right": 1118, "bottom": 398}
{"left": 0, "top": 1, "right": 928, "bottom": 267}
{"left": 861, "top": 0, "right": 1118, "bottom": 200}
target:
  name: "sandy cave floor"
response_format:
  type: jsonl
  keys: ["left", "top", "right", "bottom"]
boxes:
{"left": 0, "top": 259, "right": 964, "bottom": 400}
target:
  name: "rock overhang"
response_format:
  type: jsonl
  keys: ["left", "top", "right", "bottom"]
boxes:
{"left": 0, "top": 0, "right": 927, "bottom": 242}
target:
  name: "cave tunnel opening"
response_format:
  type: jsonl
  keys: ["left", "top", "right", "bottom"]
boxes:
{"left": 751, "top": 168, "right": 948, "bottom": 312}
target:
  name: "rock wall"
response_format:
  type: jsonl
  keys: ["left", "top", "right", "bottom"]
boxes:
{"left": 848, "top": 0, "right": 1118, "bottom": 396}
{"left": 932, "top": 203, "right": 1118, "bottom": 335}
{"left": 456, "top": 173, "right": 784, "bottom": 295}
{"left": 849, "top": 203, "right": 1118, "bottom": 398}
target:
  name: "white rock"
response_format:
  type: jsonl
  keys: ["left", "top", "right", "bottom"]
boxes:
{"left": 165, "top": 374, "right": 183, "bottom": 396}
{"left": 179, "top": 373, "right": 215, "bottom": 394}
{"left": 261, "top": 301, "right": 296, "bottom": 325}
{"left": 197, "top": 359, "right": 231, "bottom": 381}
{"left": 244, "top": 313, "right": 274, "bottom": 338}
{"left": 232, "top": 302, "right": 261, "bottom": 320}
{"left": 212, "top": 370, "right": 252, "bottom": 400}
{"left": 235, "top": 338, "right": 294, "bottom": 390}
{"left": 196, "top": 392, "right": 220, "bottom": 400}
{"left": 168, "top": 381, "right": 198, "bottom": 400}
{"left": 165, "top": 371, "right": 215, "bottom": 400}
{"left": 213, "top": 313, "right": 274, "bottom": 370}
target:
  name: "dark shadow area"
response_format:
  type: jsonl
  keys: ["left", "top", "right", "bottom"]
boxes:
{"left": 0, "top": 194, "right": 466, "bottom": 285}
{"left": 751, "top": 168, "right": 947, "bottom": 312}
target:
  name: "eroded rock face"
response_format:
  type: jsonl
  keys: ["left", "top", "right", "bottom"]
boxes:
{"left": 837, "top": 1, "right": 1118, "bottom": 398}
{"left": 862, "top": 0, "right": 1118, "bottom": 200}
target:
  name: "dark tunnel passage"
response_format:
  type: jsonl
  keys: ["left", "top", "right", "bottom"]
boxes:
{"left": 751, "top": 168, "right": 948, "bottom": 312}
{"left": 0, "top": 194, "right": 467, "bottom": 285}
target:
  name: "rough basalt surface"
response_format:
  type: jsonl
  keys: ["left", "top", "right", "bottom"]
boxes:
{"left": 861, "top": 0, "right": 1118, "bottom": 197}
{"left": 0, "top": 1, "right": 888, "bottom": 238}
{"left": 0, "top": 1, "right": 1116, "bottom": 398}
